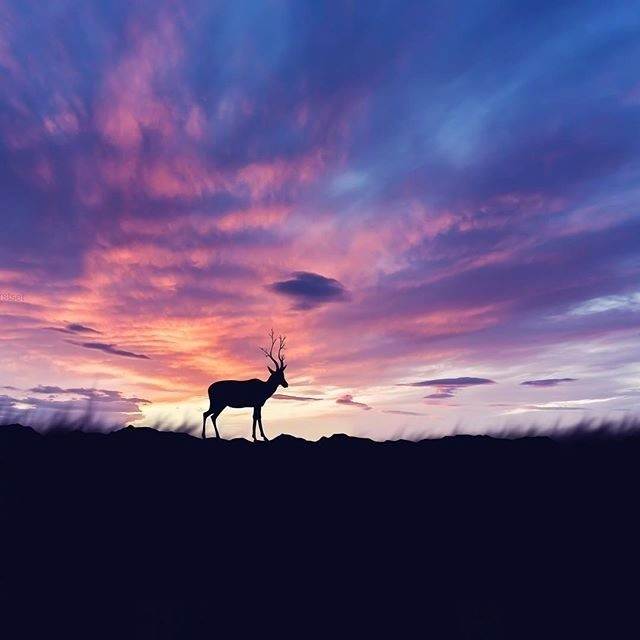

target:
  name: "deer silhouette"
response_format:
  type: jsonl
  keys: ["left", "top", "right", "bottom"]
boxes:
{"left": 202, "top": 330, "right": 288, "bottom": 440}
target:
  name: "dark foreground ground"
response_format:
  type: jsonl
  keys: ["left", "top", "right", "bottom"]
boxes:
{"left": 1, "top": 424, "right": 640, "bottom": 638}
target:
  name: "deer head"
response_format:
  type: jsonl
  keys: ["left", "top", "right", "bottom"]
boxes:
{"left": 260, "top": 329, "right": 288, "bottom": 388}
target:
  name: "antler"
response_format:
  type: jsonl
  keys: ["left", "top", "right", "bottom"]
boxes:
{"left": 259, "top": 329, "right": 286, "bottom": 369}
{"left": 277, "top": 334, "right": 286, "bottom": 368}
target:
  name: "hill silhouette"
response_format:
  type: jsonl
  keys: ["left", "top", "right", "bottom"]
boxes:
{"left": 2, "top": 423, "right": 640, "bottom": 638}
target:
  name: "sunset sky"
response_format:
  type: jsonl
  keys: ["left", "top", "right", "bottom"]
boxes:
{"left": 1, "top": 1, "right": 639, "bottom": 439}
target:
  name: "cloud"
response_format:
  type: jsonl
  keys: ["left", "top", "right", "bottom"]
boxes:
{"left": 67, "top": 323, "right": 101, "bottom": 334}
{"left": 521, "top": 378, "right": 577, "bottom": 387}
{"left": 570, "top": 293, "right": 640, "bottom": 316}
{"left": 401, "top": 377, "right": 495, "bottom": 402}
{"left": 269, "top": 272, "right": 348, "bottom": 309}
{"left": 47, "top": 323, "right": 102, "bottom": 335}
{"left": 336, "top": 394, "right": 372, "bottom": 410}
{"left": 503, "top": 397, "right": 620, "bottom": 415}
{"left": 29, "top": 385, "right": 65, "bottom": 394}
{"left": 66, "top": 341, "right": 150, "bottom": 360}
{"left": 272, "top": 393, "right": 322, "bottom": 402}
{"left": 524, "top": 406, "right": 582, "bottom": 411}
{"left": 0, "top": 394, "right": 19, "bottom": 411}
{"left": 0, "top": 386, "right": 151, "bottom": 426}
{"left": 403, "top": 377, "right": 496, "bottom": 388}
{"left": 382, "top": 410, "right": 425, "bottom": 416}
{"left": 28, "top": 385, "right": 151, "bottom": 404}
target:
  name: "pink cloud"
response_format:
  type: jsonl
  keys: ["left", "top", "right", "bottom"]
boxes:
{"left": 96, "top": 12, "right": 182, "bottom": 150}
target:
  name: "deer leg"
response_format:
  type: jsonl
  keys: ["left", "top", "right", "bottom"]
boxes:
{"left": 252, "top": 407, "right": 259, "bottom": 441}
{"left": 212, "top": 406, "right": 224, "bottom": 439}
{"left": 202, "top": 410, "right": 211, "bottom": 439}
{"left": 257, "top": 407, "right": 269, "bottom": 441}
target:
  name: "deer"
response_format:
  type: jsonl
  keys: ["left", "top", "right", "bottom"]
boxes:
{"left": 202, "top": 330, "right": 288, "bottom": 441}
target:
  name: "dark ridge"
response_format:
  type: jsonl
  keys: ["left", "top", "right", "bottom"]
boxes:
{"left": 4, "top": 414, "right": 640, "bottom": 441}
{"left": 2, "top": 422, "right": 639, "bottom": 639}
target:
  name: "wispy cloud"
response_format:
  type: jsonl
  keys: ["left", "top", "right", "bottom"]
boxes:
{"left": 570, "top": 293, "right": 640, "bottom": 316}
{"left": 272, "top": 393, "right": 322, "bottom": 402}
{"left": 28, "top": 385, "right": 151, "bottom": 404}
{"left": 521, "top": 378, "right": 577, "bottom": 387}
{"left": 503, "top": 397, "right": 620, "bottom": 415}
{"left": 47, "top": 323, "right": 101, "bottom": 335}
{"left": 0, "top": 385, "right": 151, "bottom": 426}
{"left": 424, "top": 392, "right": 455, "bottom": 399}
{"left": 66, "top": 341, "right": 150, "bottom": 360}
{"left": 382, "top": 410, "right": 425, "bottom": 416}
{"left": 402, "top": 377, "right": 496, "bottom": 388}
{"left": 401, "top": 377, "right": 495, "bottom": 401}
{"left": 29, "top": 385, "right": 66, "bottom": 394}
{"left": 336, "top": 394, "right": 372, "bottom": 410}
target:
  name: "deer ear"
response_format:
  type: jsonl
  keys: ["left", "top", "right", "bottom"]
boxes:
{"left": 268, "top": 366, "right": 276, "bottom": 375}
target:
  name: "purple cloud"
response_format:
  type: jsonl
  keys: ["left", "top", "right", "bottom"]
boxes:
{"left": 29, "top": 385, "right": 66, "bottom": 394}
{"left": 0, "top": 386, "right": 150, "bottom": 427}
{"left": 29, "top": 385, "right": 151, "bottom": 404}
{"left": 336, "top": 394, "right": 372, "bottom": 410}
{"left": 404, "top": 377, "right": 496, "bottom": 388}
{"left": 0, "top": 394, "right": 19, "bottom": 411}
{"left": 401, "top": 377, "right": 495, "bottom": 401}
{"left": 382, "top": 410, "right": 425, "bottom": 416}
{"left": 273, "top": 393, "right": 322, "bottom": 402}
{"left": 270, "top": 272, "right": 348, "bottom": 309}
{"left": 47, "top": 323, "right": 101, "bottom": 335}
{"left": 66, "top": 341, "right": 150, "bottom": 360}
{"left": 521, "top": 378, "right": 577, "bottom": 387}
{"left": 67, "top": 323, "right": 100, "bottom": 334}
{"left": 522, "top": 405, "right": 582, "bottom": 411}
